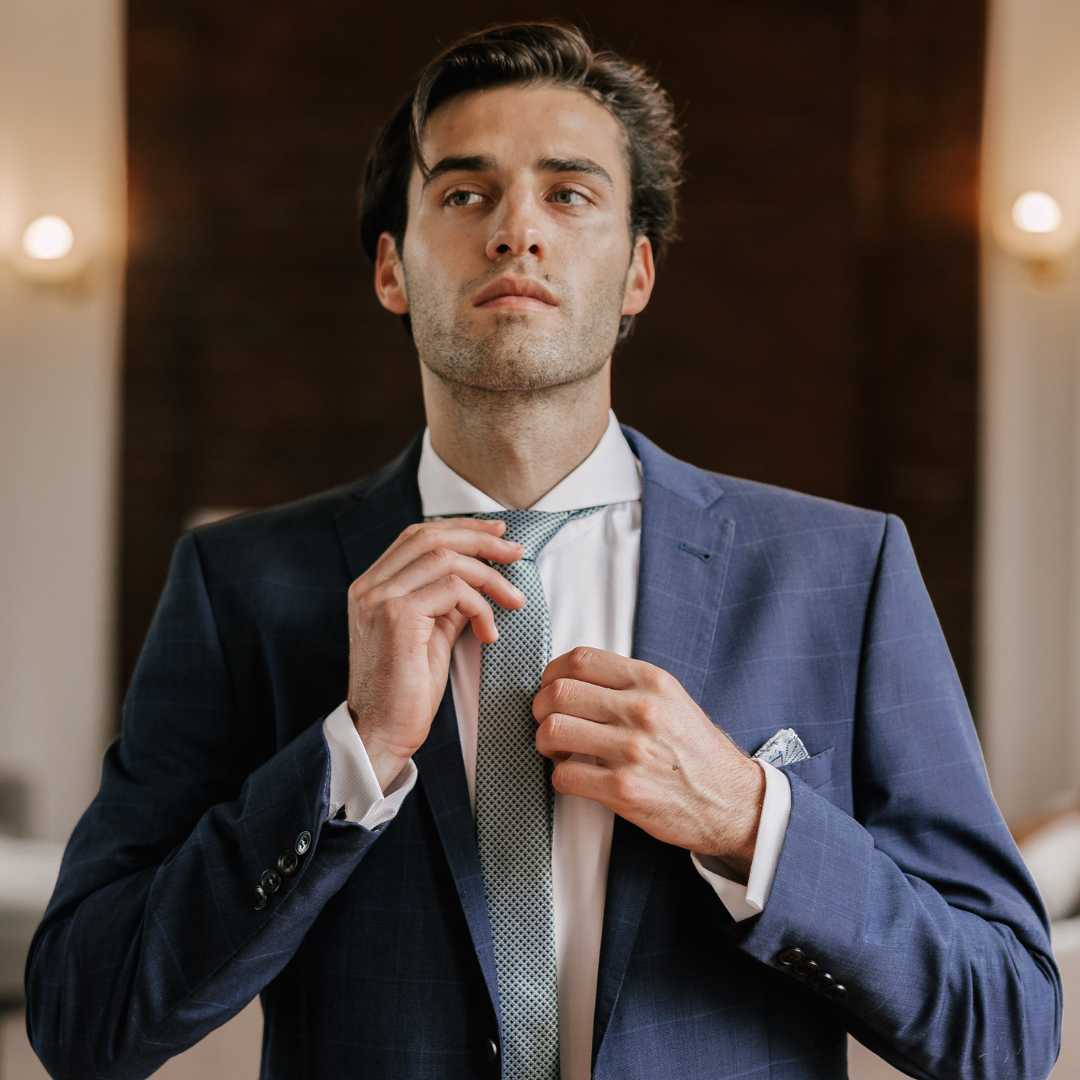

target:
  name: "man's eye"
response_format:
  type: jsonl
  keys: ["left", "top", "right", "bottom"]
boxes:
{"left": 443, "top": 190, "right": 483, "bottom": 208}
{"left": 442, "top": 188, "right": 590, "bottom": 208}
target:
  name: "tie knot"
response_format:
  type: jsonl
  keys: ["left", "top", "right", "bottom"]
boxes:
{"left": 469, "top": 506, "right": 604, "bottom": 560}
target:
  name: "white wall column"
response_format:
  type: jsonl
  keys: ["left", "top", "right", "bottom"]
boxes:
{"left": 0, "top": 0, "right": 126, "bottom": 842}
{"left": 978, "top": 0, "right": 1080, "bottom": 825}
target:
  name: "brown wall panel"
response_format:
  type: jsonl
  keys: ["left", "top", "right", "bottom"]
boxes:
{"left": 121, "top": 2, "right": 986, "bottom": 723}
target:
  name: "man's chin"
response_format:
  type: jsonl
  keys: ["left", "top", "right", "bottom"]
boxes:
{"left": 424, "top": 356, "right": 588, "bottom": 395}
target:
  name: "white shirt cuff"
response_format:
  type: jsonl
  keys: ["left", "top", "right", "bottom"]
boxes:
{"left": 690, "top": 759, "right": 792, "bottom": 921}
{"left": 323, "top": 700, "right": 418, "bottom": 830}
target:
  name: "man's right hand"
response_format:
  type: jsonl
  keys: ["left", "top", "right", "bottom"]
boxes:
{"left": 346, "top": 516, "right": 526, "bottom": 790}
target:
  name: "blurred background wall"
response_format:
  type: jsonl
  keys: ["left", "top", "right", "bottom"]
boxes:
{"left": 116, "top": 2, "right": 985, "bottom": 739}
{"left": 978, "top": 0, "right": 1080, "bottom": 829}
{"left": 0, "top": 0, "right": 124, "bottom": 848}
{"left": 2, "top": 0, "right": 1079, "bottom": 1076}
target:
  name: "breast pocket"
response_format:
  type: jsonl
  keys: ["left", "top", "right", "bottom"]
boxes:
{"left": 776, "top": 745, "right": 835, "bottom": 789}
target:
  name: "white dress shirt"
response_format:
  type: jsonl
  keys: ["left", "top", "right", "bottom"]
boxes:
{"left": 321, "top": 408, "right": 792, "bottom": 1080}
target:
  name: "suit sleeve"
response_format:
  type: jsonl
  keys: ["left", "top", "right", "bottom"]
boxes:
{"left": 23, "top": 530, "right": 405, "bottom": 1080}
{"left": 714, "top": 513, "right": 1063, "bottom": 1080}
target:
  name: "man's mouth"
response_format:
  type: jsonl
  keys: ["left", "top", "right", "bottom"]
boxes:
{"left": 476, "top": 295, "right": 558, "bottom": 311}
{"left": 472, "top": 274, "right": 560, "bottom": 308}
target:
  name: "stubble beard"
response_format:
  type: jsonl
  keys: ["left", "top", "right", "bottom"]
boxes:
{"left": 408, "top": 272, "right": 625, "bottom": 402}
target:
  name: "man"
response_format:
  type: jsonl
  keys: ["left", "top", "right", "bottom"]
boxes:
{"left": 25, "top": 19, "right": 1061, "bottom": 1080}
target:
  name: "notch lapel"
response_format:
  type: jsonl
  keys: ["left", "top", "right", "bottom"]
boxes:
{"left": 333, "top": 429, "right": 505, "bottom": 1031}
{"left": 589, "top": 425, "right": 734, "bottom": 1073}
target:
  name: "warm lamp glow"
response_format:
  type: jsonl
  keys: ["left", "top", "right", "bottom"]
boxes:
{"left": 1011, "top": 191, "right": 1063, "bottom": 235}
{"left": 21, "top": 215, "right": 75, "bottom": 261}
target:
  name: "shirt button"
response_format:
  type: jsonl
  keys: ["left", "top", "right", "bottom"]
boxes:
{"left": 775, "top": 946, "right": 804, "bottom": 967}
{"left": 277, "top": 850, "right": 300, "bottom": 876}
{"left": 260, "top": 868, "right": 282, "bottom": 893}
{"left": 295, "top": 830, "right": 312, "bottom": 856}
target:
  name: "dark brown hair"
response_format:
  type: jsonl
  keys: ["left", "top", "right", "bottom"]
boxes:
{"left": 357, "top": 19, "right": 686, "bottom": 344}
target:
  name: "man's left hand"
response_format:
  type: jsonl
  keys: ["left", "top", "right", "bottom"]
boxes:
{"left": 532, "top": 646, "right": 765, "bottom": 876}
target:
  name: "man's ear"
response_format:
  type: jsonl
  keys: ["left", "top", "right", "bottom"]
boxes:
{"left": 375, "top": 232, "right": 409, "bottom": 315}
{"left": 621, "top": 233, "right": 655, "bottom": 318}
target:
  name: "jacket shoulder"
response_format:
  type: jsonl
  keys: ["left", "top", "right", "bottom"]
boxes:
{"left": 181, "top": 476, "right": 369, "bottom": 583}
{"left": 706, "top": 469, "right": 889, "bottom": 547}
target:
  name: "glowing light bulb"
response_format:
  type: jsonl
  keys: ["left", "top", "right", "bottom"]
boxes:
{"left": 21, "top": 215, "right": 75, "bottom": 260}
{"left": 1011, "top": 191, "right": 1063, "bottom": 235}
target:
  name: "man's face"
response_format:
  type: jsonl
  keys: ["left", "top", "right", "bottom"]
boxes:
{"left": 375, "top": 82, "right": 654, "bottom": 393}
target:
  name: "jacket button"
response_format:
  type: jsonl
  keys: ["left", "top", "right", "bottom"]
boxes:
{"left": 260, "top": 868, "right": 282, "bottom": 893}
{"left": 794, "top": 956, "right": 820, "bottom": 978}
{"left": 277, "top": 850, "right": 300, "bottom": 876}
{"left": 828, "top": 982, "right": 848, "bottom": 1000}
{"left": 775, "top": 946, "right": 804, "bottom": 967}
{"left": 812, "top": 971, "right": 835, "bottom": 992}
{"left": 485, "top": 1037, "right": 498, "bottom": 1062}
{"left": 295, "top": 830, "right": 312, "bottom": 856}
{"left": 253, "top": 884, "right": 269, "bottom": 911}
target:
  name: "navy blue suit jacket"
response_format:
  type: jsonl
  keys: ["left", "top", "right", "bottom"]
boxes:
{"left": 25, "top": 423, "right": 1062, "bottom": 1079}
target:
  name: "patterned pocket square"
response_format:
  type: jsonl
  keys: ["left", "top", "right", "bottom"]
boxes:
{"left": 751, "top": 727, "right": 810, "bottom": 767}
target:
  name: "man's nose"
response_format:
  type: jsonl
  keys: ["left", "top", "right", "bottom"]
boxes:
{"left": 484, "top": 192, "right": 545, "bottom": 260}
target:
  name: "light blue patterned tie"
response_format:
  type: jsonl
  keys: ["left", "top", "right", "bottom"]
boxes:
{"left": 470, "top": 506, "right": 605, "bottom": 1080}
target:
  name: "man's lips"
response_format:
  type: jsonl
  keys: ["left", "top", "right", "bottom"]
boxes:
{"left": 475, "top": 295, "right": 558, "bottom": 311}
{"left": 472, "top": 275, "right": 560, "bottom": 307}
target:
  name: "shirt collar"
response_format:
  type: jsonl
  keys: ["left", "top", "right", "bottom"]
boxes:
{"left": 419, "top": 407, "right": 643, "bottom": 516}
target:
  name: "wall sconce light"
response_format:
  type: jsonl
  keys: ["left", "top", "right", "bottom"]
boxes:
{"left": 990, "top": 189, "right": 1077, "bottom": 284}
{"left": 10, "top": 213, "right": 93, "bottom": 289}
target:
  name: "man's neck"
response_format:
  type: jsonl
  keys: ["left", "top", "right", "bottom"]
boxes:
{"left": 421, "top": 368, "right": 612, "bottom": 510}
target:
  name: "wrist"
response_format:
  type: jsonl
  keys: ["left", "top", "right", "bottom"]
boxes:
{"left": 349, "top": 705, "right": 411, "bottom": 793}
{"left": 716, "top": 759, "right": 766, "bottom": 879}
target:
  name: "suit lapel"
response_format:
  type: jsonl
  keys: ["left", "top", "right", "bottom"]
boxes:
{"left": 333, "top": 423, "right": 736, "bottom": 1063}
{"left": 333, "top": 429, "right": 507, "bottom": 1029}
{"left": 590, "top": 424, "right": 734, "bottom": 1073}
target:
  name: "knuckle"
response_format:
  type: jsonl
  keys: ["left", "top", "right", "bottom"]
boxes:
{"left": 351, "top": 585, "right": 374, "bottom": 612}
{"left": 625, "top": 732, "right": 648, "bottom": 763}
{"left": 568, "top": 646, "right": 592, "bottom": 673}
{"left": 551, "top": 678, "right": 573, "bottom": 705}
{"left": 402, "top": 522, "right": 424, "bottom": 538}
{"left": 552, "top": 760, "right": 577, "bottom": 793}
{"left": 428, "top": 546, "right": 453, "bottom": 564}
{"left": 644, "top": 663, "right": 670, "bottom": 692}
{"left": 542, "top": 713, "right": 564, "bottom": 744}
{"left": 612, "top": 769, "right": 637, "bottom": 803}
{"left": 632, "top": 696, "right": 658, "bottom": 728}
{"left": 380, "top": 593, "right": 404, "bottom": 621}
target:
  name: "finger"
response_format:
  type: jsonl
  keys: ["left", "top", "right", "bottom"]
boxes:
{"left": 402, "top": 573, "right": 502, "bottom": 643}
{"left": 531, "top": 677, "right": 625, "bottom": 726}
{"left": 540, "top": 647, "right": 642, "bottom": 691}
{"left": 536, "top": 712, "right": 627, "bottom": 762}
{"left": 360, "top": 524, "right": 524, "bottom": 595}
{"left": 551, "top": 758, "right": 614, "bottom": 802}
{"left": 363, "top": 517, "right": 508, "bottom": 583}
{"left": 370, "top": 546, "right": 526, "bottom": 613}
{"left": 432, "top": 605, "right": 468, "bottom": 646}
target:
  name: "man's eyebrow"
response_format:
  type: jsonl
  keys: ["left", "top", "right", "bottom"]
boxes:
{"left": 421, "top": 154, "right": 615, "bottom": 192}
